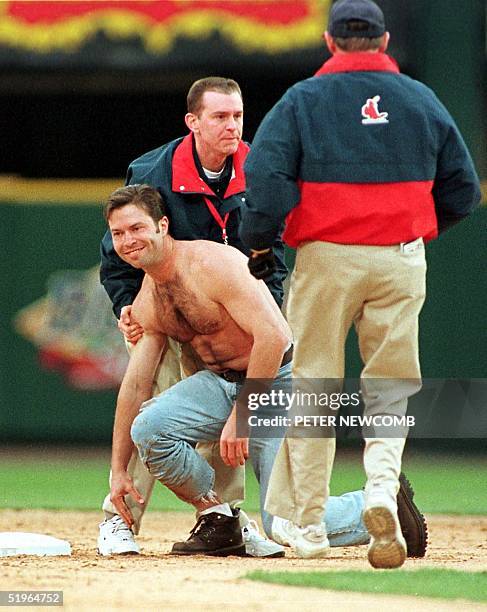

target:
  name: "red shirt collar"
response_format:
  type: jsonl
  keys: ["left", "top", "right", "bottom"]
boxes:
{"left": 171, "top": 133, "right": 248, "bottom": 197}
{"left": 315, "top": 52, "right": 400, "bottom": 76}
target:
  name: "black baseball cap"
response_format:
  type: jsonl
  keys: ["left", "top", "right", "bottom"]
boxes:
{"left": 328, "top": 0, "right": 385, "bottom": 38}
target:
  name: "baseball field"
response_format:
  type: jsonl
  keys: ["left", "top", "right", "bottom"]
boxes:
{"left": 1, "top": 445, "right": 486, "bottom": 611}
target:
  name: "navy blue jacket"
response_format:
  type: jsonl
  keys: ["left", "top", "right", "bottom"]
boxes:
{"left": 240, "top": 52, "right": 481, "bottom": 250}
{"left": 100, "top": 134, "right": 287, "bottom": 318}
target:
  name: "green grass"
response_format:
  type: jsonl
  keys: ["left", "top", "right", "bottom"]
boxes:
{"left": 246, "top": 569, "right": 487, "bottom": 603}
{"left": 1, "top": 450, "right": 486, "bottom": 514}
{"left": 328, "top": 454, "right": 487, "bottom": 515}
{"left": 0, "top": 460, "right": 187, "bottom": 512}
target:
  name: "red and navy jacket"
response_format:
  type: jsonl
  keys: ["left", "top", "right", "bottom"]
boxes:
{"left": 240, "top": 52, "right": 481, "bottom": 250}
{"left": 100, "top": 134, "right": 287, "bottom": 317}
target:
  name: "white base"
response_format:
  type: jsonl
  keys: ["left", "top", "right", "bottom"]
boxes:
{"left": 0, "top": 532, "right": 71, "bottom": 557}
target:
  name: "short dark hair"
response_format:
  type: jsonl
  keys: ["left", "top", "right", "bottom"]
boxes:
{"left": 104, "top": 184, "right": 166, "bottom": 225}
{"left": 187, "top": 77, "right": 242, "bottom": 115}
{"left": 334, "top": 21, "right": 384, "bottom": 50}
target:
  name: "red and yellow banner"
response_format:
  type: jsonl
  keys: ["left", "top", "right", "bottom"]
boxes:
{"left": 0, "top": 0, "right": 330, "bottom": 54}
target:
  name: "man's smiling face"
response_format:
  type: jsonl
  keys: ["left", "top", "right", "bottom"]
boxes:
{"left": 108, "top": 204, "right": 168, "bottom": 269}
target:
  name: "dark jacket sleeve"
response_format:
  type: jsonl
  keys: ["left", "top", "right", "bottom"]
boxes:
{"left": 99, "top": 162, "right": 145, "bottom": 319}
{"left": 433, "top": 114, "right": 482, "bottom": 233}
{"left": 240, "top": 90, "right": 302, "bottom": 251}
{"left": 264, "top": 232, "right": 288, "bottom": 308}
{"left": 100, "top": 230, "right": 144, "bottom": 319}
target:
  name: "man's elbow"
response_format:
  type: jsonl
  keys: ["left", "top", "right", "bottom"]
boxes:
{"left": 263, "top": 328, "right": 291, "bottom": 356}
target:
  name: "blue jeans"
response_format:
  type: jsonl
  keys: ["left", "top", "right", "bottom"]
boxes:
{"left": 131, "top": 362, "right": 369, "bottom": 547}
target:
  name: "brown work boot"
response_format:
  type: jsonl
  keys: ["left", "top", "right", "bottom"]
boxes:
{"left": 397, "top": 473, "right": 428, "bottom": 558}
{"left": 171, "top": 509, "right": 246, "bottom": 557}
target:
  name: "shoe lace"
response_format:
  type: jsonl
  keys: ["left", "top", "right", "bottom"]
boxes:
{"left": 242, "top": 520, "right": 261, "bottom": 541}
{"left": 244, "top": 520, "right": 260, "bottom": 534}
{"left": 111, "top": 516, "right": 133, "bottom": 535}
{"left": 282, "top": 519, "right": 297, "bottom": 538}
{"left": 189, "top": 515, "right": 215, "bottom": 539}
{"left": 302, "top": 524, "right": 327, "bottom": 540}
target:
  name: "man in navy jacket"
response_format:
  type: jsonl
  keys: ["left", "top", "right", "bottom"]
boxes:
{"left": 240, "top": 0, "right": 480, "bottom": 567}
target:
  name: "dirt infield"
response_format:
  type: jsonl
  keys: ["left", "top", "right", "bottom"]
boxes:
{"left": 1, "top": 510, "right": 486, "bottom": 611}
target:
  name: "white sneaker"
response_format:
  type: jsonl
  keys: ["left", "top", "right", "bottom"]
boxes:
{"left": 97, "top": 516, "right": 140, "bottom": 556}
{"left": 271, "top": 516, "right": 293, "bottom": 546}
{"left": 272, "top": 517, "right": 329, "bottom": 559}
{"left": 242, "top": 520, "right": 285, "bottom": 558}
{"left": 363, "top": 505, "right": 407, "bottom": 569}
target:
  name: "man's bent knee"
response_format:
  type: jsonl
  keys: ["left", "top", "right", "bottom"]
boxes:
{"left": 130, "top": 406, "right": 165, "bottom": 455}
{"left": 131, "top": 413, "right": 177, "bottom": 480}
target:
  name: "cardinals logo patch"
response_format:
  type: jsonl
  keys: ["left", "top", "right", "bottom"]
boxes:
{"left": 361, "top": 95, "right": 389, "bottom": 124}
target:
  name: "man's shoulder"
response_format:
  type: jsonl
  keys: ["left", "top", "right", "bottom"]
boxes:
{"left": 185, "top": 241, "right": 247, "bottom": 279}
{"left": 127, "top": 137, "right": 184, "bottom": 184}
{"left": 293, "top": 71, "right": 449, "bottom": 114}
{"left": 131, "top": 276, "right": 158, "bottom": 327}
{"left": 392, "top": 75, "right": 456, "bottom": 123}
{"left": 192, "top": 239, "right": 246, "bottom": 259}
{"left": 275, "top": 78, "right": 313, "bottom": 100}
{"left": 278, "top": 76, "right": 335, "bottom": 106}
{"left": 393, "top": 73, "right": 437, "bottom": 97}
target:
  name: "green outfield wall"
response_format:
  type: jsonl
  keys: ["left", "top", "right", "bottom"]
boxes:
{"left": 0, "top": 197, "right": 486, "bottom": 443}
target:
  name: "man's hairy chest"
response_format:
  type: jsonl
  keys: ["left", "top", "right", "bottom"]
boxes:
{"left": 149, "top": 277, "right": 223, "bottom": 342}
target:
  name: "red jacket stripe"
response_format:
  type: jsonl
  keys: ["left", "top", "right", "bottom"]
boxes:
{"left": 283, "top": 180, "right": 437, "bottom": 247}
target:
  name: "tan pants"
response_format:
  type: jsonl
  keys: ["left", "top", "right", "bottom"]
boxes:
{"left": 103, "top": 338, "right": 244, "bottom": 534}
{"left": 265, "top": 240, "right": 426, "bottom": 526}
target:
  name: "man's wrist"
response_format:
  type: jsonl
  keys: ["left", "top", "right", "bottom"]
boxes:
{"left": 111, "top": 464, "right": 128, "bottom": 476}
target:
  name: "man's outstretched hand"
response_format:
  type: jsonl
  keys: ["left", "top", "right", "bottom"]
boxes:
{"left": 110, "top": 471, "right": 145, "bottom": 528}
{"left": 247, "top": 249, "right": 276, "bottom": 280}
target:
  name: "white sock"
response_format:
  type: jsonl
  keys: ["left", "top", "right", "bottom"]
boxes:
{"left": 200, "top": 502, "right": 233, "bottom": 517}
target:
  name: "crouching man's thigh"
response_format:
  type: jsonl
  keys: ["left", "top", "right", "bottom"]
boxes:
{"left": 131, "top": 370, "right": 235, "bottom": 454}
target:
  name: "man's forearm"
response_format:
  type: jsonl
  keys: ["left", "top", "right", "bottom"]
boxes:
{"left": 111, "top": 384, "right": 151, "bottom": 474}
{"left": 110, "top": 334, "right": 167, "bottom": 472}
{"left": 245, "top": 333, "right": 290, "bottom": 381}
{"left": 111, "top": 400, "right": 140, "bottom": 474}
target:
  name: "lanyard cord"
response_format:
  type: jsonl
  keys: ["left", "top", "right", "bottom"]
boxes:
{"left": 203, "top": 197, "right": 229, "bottom": 245}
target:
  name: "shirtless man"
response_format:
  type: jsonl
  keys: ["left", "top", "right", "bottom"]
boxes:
{"left": 106, "top": 183, "right": 294, "bottom": 555}
{"left": 105, "top": 183, "right": 427, "bottom": 558}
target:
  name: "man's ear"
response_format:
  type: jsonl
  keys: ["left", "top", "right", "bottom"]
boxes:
{"left": 158, "top": 216, "right": 169, "bottom": 235}
{"left": 379, "top": 32, "right": 390, "bottom": 53}
{"left": 324, "top": 31, "right": 337, "bottom": 55}
{"left": 185, "top": 112, "right": 199, "bottom": 133}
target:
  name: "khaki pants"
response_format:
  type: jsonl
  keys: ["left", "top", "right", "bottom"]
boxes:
{"left": 266, "top": 240, "right": 426, "bottom": 526}
{"left": 103, "top": 338, "right": 244, "bottom": 534}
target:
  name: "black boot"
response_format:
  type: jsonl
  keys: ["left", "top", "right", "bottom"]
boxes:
{"left": 171, "top": 509, "right": 246, "bottom": 557}
{"left": 397, "top": 472, "right": 428, "bottom": 557}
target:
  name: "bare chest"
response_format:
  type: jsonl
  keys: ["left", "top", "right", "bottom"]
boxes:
{"left": 152, "top": 279, "right": 223, "bottom": 342}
